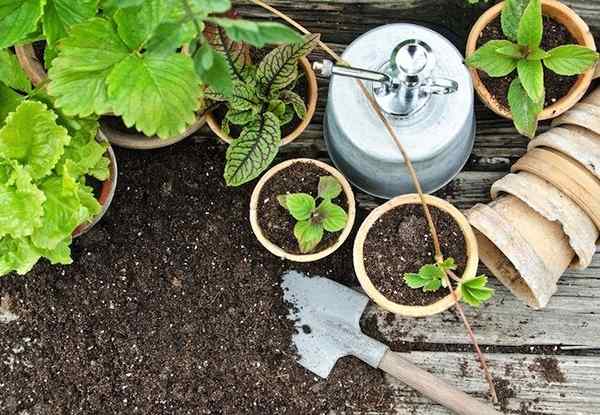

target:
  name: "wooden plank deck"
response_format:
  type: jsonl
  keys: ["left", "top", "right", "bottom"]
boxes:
{"left": 214, "top": 1, "right": 598, "bottom": 413}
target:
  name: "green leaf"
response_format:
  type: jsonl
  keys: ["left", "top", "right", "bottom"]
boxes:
{"left": 0, "top": 0, "right": 46, "bottom": 49}
{"left": 146, "top": 21, "right": 196, "bottom": 55}
{"left": 465, "top": 40, "right": 518, "bottom": 77}
{"left": 439, "top": 257, "right": 457, "bottom": 273}
{"left": 403, "top": 263, "right": 445, "bottom": 293}
{"left": 293, "top": 220, "right": 323, "bottom": 254}
{"left": 285, "top": 193, "right": 315, "bottom": 221}
{"left": 102, "top": 0, "right": 144, "bottom": 10}
{"left": 208, "top": 26, "right": 251, "bottom": 83}
{"left": 194, "top": 0, "right": 231, "bottom": 13}
{"left": 0, "top": 101, "right": 70, "bottom": 180}
{"left": 317, "top": 176, "right": 342, "bottom": 200}
{"left": 460, "top": 275, "right": 494, "bottom": 307}
{"left": 276, "top": 194, "right": 288, "bottom": 209}
{"left": 279, "top": 105, "right": 294, "bottom": 126}
{"left": 527, "top": 47, "right": 550, "bottom": 61}
{"left": 268, "top": 99, "right": 286, "bottom": 119}
{"left": 40, "top": 237, "right": 72, "bottom": 265}
{"left": 280, "top": 90, "right": 306, "bottom": 119}
{"left": 42, "top": 0, "right": 97, "bottom": 48}
{"left": 194, "top": 42, "right": 233, "bottom": 97}
{"left": 544, "top": 45, "right": 600, "bottom": 76}
{"left": 208, "top": 18, "right": 302, "bottom": 49}
{"left": 517, "top": 0, "right": 542, "bottom": 49}
{"left": 56, "top": 121, "right": 109, "bottom": 180}
{"left": 256, "top": 34, "right": 319, "bottom": 96}
{"left": 0, "top": 83, "right": 24, "bottom": 124}
{"left": 225, "top": 108, "right": 255, "bottom": 126}
{"left": 224, "top": 112, "right": 281, "bottom": 186}
{"left": 508, "top": 78, "right": 543, "bottom": 138}
{"left": 48, "top": 18, "right": 131, "bottom": 117}
{"left": 517, "top": 58, "right": 544, "bottom": 103}
{"left": 404, "top": 273, "right": 427, "bottom": 289}
{"left": 107, "top": 53, "right": 201, "bottom": 139}
{"left": 317, "top": 200, "right": 347, "bottom": 232}
{"left": 495, "top": 42, "right": 525, "bottom": 59}
{"left": 229, "top": 82, "right": 259, "bottom": 111}
{"left": 0, "top": 236, "right": 42, "bottom": 276}
{"left": 0, "top": 49, "right": 32, "bottom": 93}
{"left": 501, "top": 0, "right": 526, "bottom": 41}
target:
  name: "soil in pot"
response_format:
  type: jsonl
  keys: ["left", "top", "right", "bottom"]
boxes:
{"left": 257, "top": 161, "right": 349, "bottom": 255}
{"left": 476, "top": 16, "right": 578, "bottom": 109}
{"left": 363, "top": 204, "right": 467, "bottom": 306}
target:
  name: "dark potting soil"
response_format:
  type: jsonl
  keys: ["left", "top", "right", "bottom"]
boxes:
{"left": 476, "top": 16, "right": 579, "bottom": 110}
{"left": 0, "top": 139, "right": 394, "bottom": 414}
{"left": 363, "top": 204, "right": 467, "bottom": 306}
{"left": 257, "top": 161, "right": 349, "bottom": 255}
{"left": 101, "top": 115, "right": 145, "bottom": 136}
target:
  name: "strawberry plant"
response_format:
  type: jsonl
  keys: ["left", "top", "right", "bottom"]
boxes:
{"left": 277, "top": 176, "right": 348, "bottom": 254}
{"left": 207, "top": 34, "right": 319, "bottom": 186}
{"left": 466, "top": 0, "right": 599, "bottom": 137}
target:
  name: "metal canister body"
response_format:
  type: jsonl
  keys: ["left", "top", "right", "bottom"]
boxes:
{"left": 323, "top": 24, "right": 475, "bottom": 199}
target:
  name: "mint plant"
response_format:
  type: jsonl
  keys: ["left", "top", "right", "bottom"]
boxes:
{"left": 466, "top": 0, "right": 599, "bottom": 137}
{"left": 206, "top": 34, "right": 319, "bottom": 186}
{"left": 277, "top": 176, "right": 348, "bottom": 254}
{"left": 404, "top": 258, "right": 494, "bottom": 307}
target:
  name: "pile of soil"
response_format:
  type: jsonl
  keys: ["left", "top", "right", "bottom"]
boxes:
{"left": 257, "top": 162, "right": 349, "bottom": 255}
{"left": 0, "top": 140, "right": 394, "bottom": 414}
{"left": 476, "top": 16, "right": 579, "bottom": 109}
{"left": 362, "top": 204, "right": 468, "bottom": 306}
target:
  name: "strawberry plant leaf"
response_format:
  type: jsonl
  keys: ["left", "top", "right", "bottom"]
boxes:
{"left": 517, "top": 0, "right": 542, "bottom": 49}
{"left": 403, "top": 263, "right": 445, "bottom": 293}
{"left": 404, "top": 273, "right": 427, "bottom": 289}
{"left": 0, "top": 84, "right": 24, "bottom": 124}
{"left": 0, "top": 0, "right": 45, "bottom": 49}
{"left": 42, "top": 0, "right": 97, "bottom": 48}
{"left": 544, "top": 45, "right": 600, "bottom": 76}
{"left": 285, "top": 193, "right": 315, "bottom": 221}
{"left": 439, "top": 257, "right": 457, "bottom": 273}
{"left": 465, "top": 40, "right": 517, "bottom": 77}
{"left": 317, "top": 200, "right": 347, "bottom": 232}
{"left": 224, "top": 112, "right": 281, "bottom": 186}
{"left": 508, "top": 78, "right": 543, "bottom": 138}
{"left": 208, "top": 18, "right": 302, "bottom": 49}
{"left": 0, "top": 49, "right": 32, "bottom": 93}
{"left": 501, "top": 0, "right": 526, "bottom": 41}
{"left": 517, "top": 58, "right": 544, "bottom": 103}
{"left": 294, "top": 220, "right": 323, "bottom": 254}
{"left": 317, "top": 176, "right": 342, "bottom": 200}
{"left": 460, "top": 275, "right": 494, "bottom": 307}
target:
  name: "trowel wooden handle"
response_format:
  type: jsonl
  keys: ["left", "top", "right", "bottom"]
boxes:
{"left": 378, "top": 351, "right": 501, "bottom": 415}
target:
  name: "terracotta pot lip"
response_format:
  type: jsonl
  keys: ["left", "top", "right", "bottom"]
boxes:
{"left": 353, "top": 194, "right": 479, "bottom": 317}
{"left": 73, "top": 129, "right": 118, "bottom": 238}
{"left": 249, "top": 158, "right": 356, "bottom": 263}
{"left": 206, "top": 56, "right": 318, "bottom": 146}
{"left": 465, "top": 0, "right": 597, "bottom": 121}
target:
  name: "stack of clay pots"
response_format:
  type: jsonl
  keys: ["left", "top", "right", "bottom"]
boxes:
{"left": 467, "top": 88, "right": 600, "bottom": 309}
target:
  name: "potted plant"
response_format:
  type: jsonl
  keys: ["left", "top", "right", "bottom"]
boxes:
{"left": 205, "top": 34, "right": 319, "bottom": 186}
{"left": 465, "top": 0, "right": 599, "bottom": 137}
{"left": 249, "top": 158, "right": 355, "bottom": 262}
{"left": 353, "top": 194, "right": 493, "bottom": 317}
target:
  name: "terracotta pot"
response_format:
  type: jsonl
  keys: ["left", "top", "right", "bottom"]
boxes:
{"left": 465, "top": 0, "right": 597, "bottom": 121}
{"left": 467, "top": 195, "right": 574, "bottom": 309}
{"left": 353, "top": 195, "right": 479, "bottom": 317}
{"left": 206, "top": 57, "right": 318, "bottom": 146}
{"left": 512, "top": 147, "right": 600, "bottom": 229}
{"left": 249, "top": 158, "right": 356, "bottom": 262}
{"left": 552, "top": 88, "right": 600, "bottom": 134}
{"left": 73, "top": 130, "right": 118, "bottom": 238}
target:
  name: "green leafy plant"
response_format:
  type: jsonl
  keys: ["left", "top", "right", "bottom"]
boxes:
{"left": 466, "top": 0, "right": 599, "bottom": 137}
{"left": 0, "top": 49, "right": 110, "bottom": 276}
{"left": 206, "top": 34, "right": 319, "bottom": 186}
{"left": 403, "top": 258, "right": 494, "bottom": 307}
{"left": 277, "top": 176, "right": 348, "bottom": 254}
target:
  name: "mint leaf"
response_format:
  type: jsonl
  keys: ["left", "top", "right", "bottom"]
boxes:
{"left": 285, "top": 193, "right": 315, "bottom": 221}
{"left": 517, "top": 58, "right": 544, "bottom": 103}
{"left": 465, "top": 40, "right": 517, "bottom": 77}
{"left": 208, "top": 18, "right": 302, "bottom": 48}
{"left": 42, "top": 0, "right": 97, "bottom": 48}
{"left": 293, "top": 220, "right": 323, "bottom": 254}
{"left": 317, "top": 200, "right": 347, "bottom": 232}
{"left": 0, "top": 0, "right": 45, "bottom": 49}
{"left": 495, "top": 42, "right": 525, "bottom": 58}
{"left": 508, "top": 78, "right": 543, "bottom": 138}
{"left": 317, "top": 176, "right": 342, "bottom": 200}
{"left": 460, "top": 275, "right": 494, "bottom": 307}
{"left": 501, "top": 0, "right": 526, "bottom": 41}
{"left": 517, "top": 0, "right": 542, "bottom": 49}
{"left": 544, "top": 45, "right": 600, "bottom": 76}
{"left": 0, "top": 49, "right": 32, "bottom": 93}
{"left": 527, "top": 47, "right": 550, "bottom": 61}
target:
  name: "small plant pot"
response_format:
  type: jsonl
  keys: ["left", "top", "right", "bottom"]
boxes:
{"left": 552, "top": 87, "right": 600, "bottom": 134}
{"left": 249, "top": 158, "right": 356, "bottom": 262}
{"left": 465, "top": 0, "right": 597, "bottom": 121}
{"left": 467, "top": 195, "right": 575, "bottom": 309}
{"left": 73, "top": 130, "right": 118, "bottom": 238}
{"left": 353, "top": 195, "right": 479, "bottom": 317}
{"left": 206, "top": 57, "right": 318, "bottom": 146}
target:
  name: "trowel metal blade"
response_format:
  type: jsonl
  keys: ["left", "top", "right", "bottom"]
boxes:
{"left": 281, "top": 270, "right": 388, "bottom": 379}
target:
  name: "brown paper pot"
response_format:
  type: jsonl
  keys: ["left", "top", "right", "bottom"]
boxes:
{"left": 206, "top": 57, "right": 318, "bottom": 146}
{"left": 465, "top": 0, "right": 597, "bottom": 121}
{"left": 552, "top": 88, "right": 600, "bottom": 134}
{"left": 249, "top": 158, "right": 356, "bottom": 263}
{"left": 512, "top": 147, "right": 600, "bottom": 230}
{"left": 353, "top": 195, "right": 479, "bottom": 317}
{"left": 491, "top": 172, "right": 598, "bottom": 270}
{"left": 467, "top": 195, "right": 574, "bottom": 309}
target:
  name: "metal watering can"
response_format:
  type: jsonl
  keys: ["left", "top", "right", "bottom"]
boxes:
{"left": 315, "top": 24, "right": 475, "bottom": 199}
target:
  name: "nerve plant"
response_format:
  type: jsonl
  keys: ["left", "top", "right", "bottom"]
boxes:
{"left": 0, "top": 49, "right": 110, "bottom": 276}
{"left": 277, "top": 176, "right": 348, "bottom": 254}
{"left": 205, "top": 34, "right": 319, "bottom": 186}
{"left": 466, "top": 0, "right": 599, "bottom": 137}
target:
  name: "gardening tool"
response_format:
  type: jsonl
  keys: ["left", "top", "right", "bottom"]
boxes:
{"left": 281, "top": 271, "right": 500, "bottom": 415}
{"left": 315, "top": 23, "right": 475, "bottom": 199}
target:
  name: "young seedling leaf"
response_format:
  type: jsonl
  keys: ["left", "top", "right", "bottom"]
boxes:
{"left": 293, "top": 220, "right": 323, "bottom": 254}
{"left": 276, "top": 194, "right": 288, "bottom": 209}
{"left": 403, "top": 263, "right": 445, "bottom": 292}
{"left": 0, "top": 49, "right": 32, "bottom": 93}
{"left": 42, "top": 0, "right": 97, "bottom": 48}
{"left": 460, "top": 275, "right": 494, "bottom": 307}
{"left": 0, "top": 0, "right": 45, "bottom": 49}
{"left": 526, "top": 47, "right": 550, "bottom": 61}
{"left": 317, "top": 200, "right": 347, "bottom": 233}
{"left": 544, "top": 45, "right": 600, "bottom": 76}
{"left": 285, "top": 193, "right": 315, "bottom": 221}
{"left": 517, "top": 0, "right": 542, "bottom": 49}
{"left": 501, "top": 0, "right": 526, "bottom": 41}
{"left": 317, "top": 176, "right": 342, "bottom": 200}
{"left": 495, "top": 42, "right": 525, "bottom": 59}
{"left": 209, "top": 18, "right": 302, "bottom": 49}
{"left": 438, "top": 257, "right": 457, "bottom": 273}
{"left": 465, "top": 40, "right": 517, "bottom": 77}
{"left": 508, "top": 78, "right": 542, "bottom": 138}
{"left": 517, "top": 58, "right": 544, "bottom": 103}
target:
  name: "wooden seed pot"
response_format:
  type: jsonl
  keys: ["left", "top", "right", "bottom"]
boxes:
{"left": 465, "top": 0, "right": 596, "bottom": 121}
{"left": 249, "top": 158, "right": 356, "bottom": 262}
{"left": 353, "top": 195, "right": 479, "bottom": 317}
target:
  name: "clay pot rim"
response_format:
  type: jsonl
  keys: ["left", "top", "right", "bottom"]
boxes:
{"left": 465, "top": 0, "right": 597, "bottom": 121}
{"left": 206, "top": 56, "right": 318, "bottom": 146}
{"left": 249, "top": 158, "right": 356, "bottom": 263}
{"left": 73, "top": 129, "right": 118, "bottom": 238}
{"left": 353, "top": 194, "right": 479, "bottom": 317}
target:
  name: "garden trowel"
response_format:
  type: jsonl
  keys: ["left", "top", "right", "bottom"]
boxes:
{"left": 281, "top": 271, "right": 500, "bottom": 415}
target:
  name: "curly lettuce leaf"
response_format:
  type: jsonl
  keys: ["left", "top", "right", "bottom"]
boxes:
{"left": 0, "top": 236, "right": 42, "bottom": 276}
{"left": 0, "top": 0, "right": 46, "bottom": 49}
{"left": 56, "top": 119, "right": 109, "bottom": 180}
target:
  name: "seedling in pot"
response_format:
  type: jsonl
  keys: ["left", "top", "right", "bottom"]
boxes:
{"left": 466, "top": 0, "right": 599, "bottom": 137}
{"left": 277, "top": 176, "right": 348, "bottom": 254}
